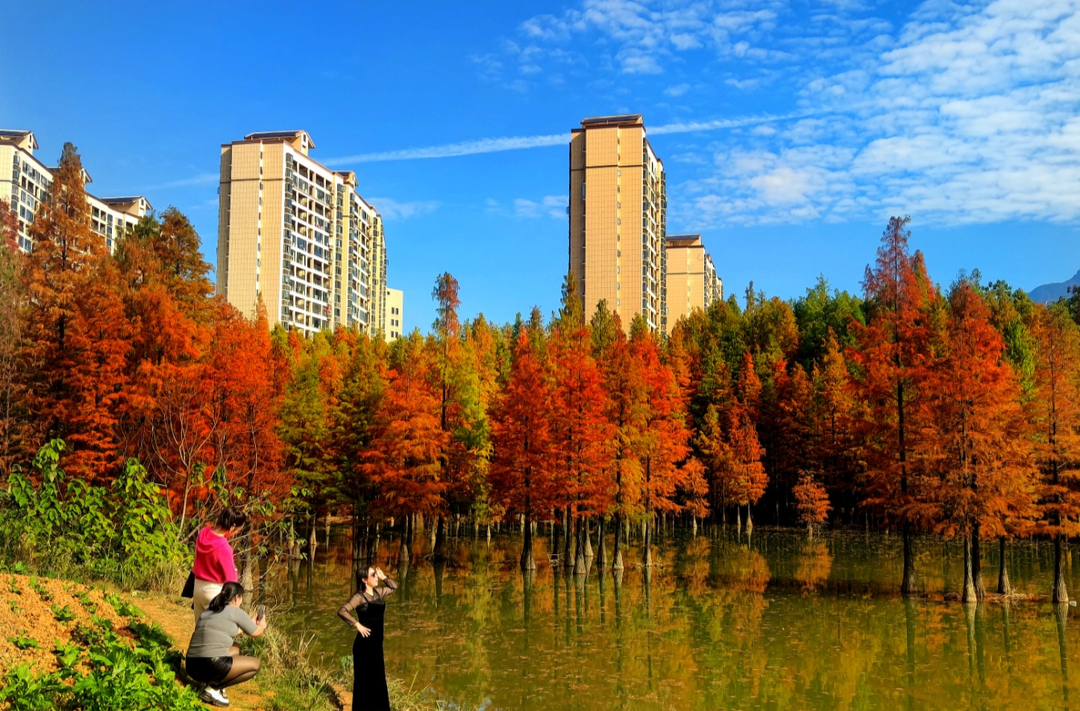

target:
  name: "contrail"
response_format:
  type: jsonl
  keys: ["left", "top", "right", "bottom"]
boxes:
{"left": 323, "top": 112, "right": 808, "bottom": 165}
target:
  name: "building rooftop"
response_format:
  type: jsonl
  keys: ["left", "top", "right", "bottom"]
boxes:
{"left": 0, "top": 129, "right": 39, "bottom": 151}
{"left": 580, "top": 114, "right": 644, "bottom": 128}
{"left": 666, "top": 234, "right": 703, "bottom": 247}
{"left": 243, "top": 130, "right": 315, "bottom": 148}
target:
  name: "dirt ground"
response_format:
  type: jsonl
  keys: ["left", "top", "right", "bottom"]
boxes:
{"left": 0, "top": 573, "right": 276, "bottom": 710}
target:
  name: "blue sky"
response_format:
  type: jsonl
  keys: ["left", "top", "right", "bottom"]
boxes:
{"left": 3, "top": 0, "right": 1079, "bottom": 329}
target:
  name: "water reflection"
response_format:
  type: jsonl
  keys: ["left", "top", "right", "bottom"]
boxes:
{"left": 265, "top": 529, "right": 1079, "bottom": 711}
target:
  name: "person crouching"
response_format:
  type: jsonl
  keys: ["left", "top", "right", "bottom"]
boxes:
{"left": 186, "top": 582, "right": 265, "bottom": 707}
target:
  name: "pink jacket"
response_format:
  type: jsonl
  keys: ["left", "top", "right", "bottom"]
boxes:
{"left": 192, "top": 526, "right": 238, "bottom": 583}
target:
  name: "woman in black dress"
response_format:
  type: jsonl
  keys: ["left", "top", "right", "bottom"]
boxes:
{"left": 338, "top": 566, "right": 397, "bottom": 711}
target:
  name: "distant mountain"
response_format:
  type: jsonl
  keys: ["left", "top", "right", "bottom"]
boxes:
{"left": 1030, "top": 270, "right": 1080, "bottom": 303}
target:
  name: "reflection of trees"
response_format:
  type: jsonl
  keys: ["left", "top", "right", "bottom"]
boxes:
{"left": 710, "top": 543, "right": 771, "bottom": 593}
{"left": 794, "top": 541, "right": 833, "bottom": 592}
{"left": 261, "top": 530, "right": 1080, "bottom": 711}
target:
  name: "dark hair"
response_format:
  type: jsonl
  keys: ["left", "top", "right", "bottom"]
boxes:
{"left": 216, "top": 507, "right": 247, "bottom": 531}
{"left": 208, "top": 582, "right": 245, "bottom": 613}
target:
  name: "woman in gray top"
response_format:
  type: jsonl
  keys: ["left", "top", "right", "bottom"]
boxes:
{"left": 187, "top": 581, "right": 266, "bottom": 707}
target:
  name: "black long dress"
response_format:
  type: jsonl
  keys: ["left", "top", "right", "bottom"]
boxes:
{"left": 338, "top": 580, "right": 396, "bottom": 711}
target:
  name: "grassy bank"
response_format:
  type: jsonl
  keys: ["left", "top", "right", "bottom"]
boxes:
{"left": 0, "top": 567, "right": 442, "bottom": 711}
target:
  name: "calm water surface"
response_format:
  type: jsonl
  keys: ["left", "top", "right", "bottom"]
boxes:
{"left": 266, "top": 528, "right": 1079, "bottom": 710}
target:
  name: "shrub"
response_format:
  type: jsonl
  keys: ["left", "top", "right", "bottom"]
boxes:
{"left": 0, "top": 440, "right": 188, "bottom": 590}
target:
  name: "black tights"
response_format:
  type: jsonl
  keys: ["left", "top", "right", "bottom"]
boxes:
{"left": 212, "top": 646, "right": 261, "bottom": 690}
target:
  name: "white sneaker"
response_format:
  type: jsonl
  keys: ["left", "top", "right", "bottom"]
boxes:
{"left": 199, "top": 687, "right": 229, "bottom": 707}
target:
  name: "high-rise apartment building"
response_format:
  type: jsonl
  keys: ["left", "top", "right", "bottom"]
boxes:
{"left": 217, "top": 131, "right": 393, "bottom": 337}
{"left": 664, "top": 234, "right": 724, "bottom": 334}
{"left": 0, "top": 129, "right": 152, "bottom": 253}
{"left": 384, "top": 288, "right": 404, "bottom": 341}
{"left": 569, "top": 115, "right": 667, "bottom": 332}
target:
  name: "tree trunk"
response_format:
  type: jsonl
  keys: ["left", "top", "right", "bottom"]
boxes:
{"left": 612, "top": 513, "right": 624, "bottom": 571}
{"left": 962, "top": 536, "right": 977, "bottom": 604}
{"left": 573, "top": 517, "right": 586, "bottom": 575}
{"left": 997, "top": 536, "right": 1011, "bottom": 596}
{"left": 562, "top": 507, "right": 572, "bottom": 564}
{"left": 520, "top": 516, "right": 536, "bottom": 571}
{"left": 595, "top": 519, "right": 607, "bottom": 571}
{"left": 901, "top": 526, "right": 917, "bottom": 597}
{"left": 1053, "top": 533, "right": 1069, "bottom": 604}
{"left": 433, "top": 514, "right": 447, "bottom": 561}
{"left": 642, "top": 514, "right": 653, "bottom": 567}
{"left": 399, "top": 516, "right": 411, "bottom": 566}
{"left": 972, "top": 524, "right": 986, "bottom": 601}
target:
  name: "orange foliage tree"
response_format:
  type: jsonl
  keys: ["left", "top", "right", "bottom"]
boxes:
{"left": 1029, "top": 303, "right": 1080, "bottom": 603}
{"left": 793, "top": 472, "right": 830, "bottom": 537}
{"left": 362, "top": 334, "right": 448, "bottom": 563}
{"left": 19, "top": 143, "right": 129, "bottom": 482}
{"left": 0, "top": 200, "right": 24, "bottom": 475}
{"left": 550, "top": 313, "right": 612, "bottom": 572}
{"left": 489, "top": 330, "right": 555, "bottom": 570}
{"left": 630, "top": 319, "right": 692, "bottom": 566}
{"left": 851, "top": 216, "right": 937, "bottom": 596}
{"left": 926, "top": 280, "right": 1036, "bottom": 602}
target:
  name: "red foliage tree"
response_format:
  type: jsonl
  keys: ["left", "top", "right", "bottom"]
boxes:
{"left": 0, "top": 200, "right": 24, "bottom": 475}
{"left": 19, "top": 143, "right": 129, "bottom": 481}
{"left": 489, "top": 331, "right": 556, "bottom": 570}
{"left": 1029, "top": 303, "right": 1080, "bottom": 603}
{"left": 851, "top": 216, "right": 937, "bottom": 596}
{"left": 926, "top": 281, "right": 1036, "bottom": 602}
{"left": 630, "top": 323, "right": 692, "bottom": 566}
{"left": 550, "top": 319, "right": 613, "bottom": 572}
{"left": 362, "top": 335, "right": 448, "bottom": 562}
{"left": 793, "top": 472, "right": 831, "bottom": 537}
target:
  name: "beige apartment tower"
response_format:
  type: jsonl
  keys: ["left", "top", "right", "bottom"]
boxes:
{"left": 384, "top": 287, "right": 404, "bottom": 341}
{"left": 218, "top": 131, "right": 392, "bottom": 337}
{"left": 664, "top": 234, "right": 723, "bottom": 334}
{"left": 570, "top": 115, "right": 667, "bottom": 332}
{"left": 0, "top": 129, "right": 152, "bottom": 253}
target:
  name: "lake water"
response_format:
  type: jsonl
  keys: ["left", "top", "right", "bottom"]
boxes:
{"left": 265, "top": 526, "right": 1078, "bottom": 710}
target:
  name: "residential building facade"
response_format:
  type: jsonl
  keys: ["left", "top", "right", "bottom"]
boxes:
{"left": 217, "top": 130, "right": 393, "bottom": 337}
{"left": 569, "top": 115, "right": 667, "bottom": 333}
{"left": 384, "top": 288, "right": 404, "bottom": 341}
{"left": 0, "top": 129, "right": 152, "bottom": 253}
{"left": 664, "top": 234, "right": 724, "bottom": 334}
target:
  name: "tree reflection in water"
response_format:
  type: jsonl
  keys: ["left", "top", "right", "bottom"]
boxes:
{"left": 265, "top": 528, "right": 1079, "bottom": 711}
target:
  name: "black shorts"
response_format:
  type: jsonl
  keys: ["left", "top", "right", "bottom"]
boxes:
{"left": 186, "top": 655, "right": 233, "bottom": 685}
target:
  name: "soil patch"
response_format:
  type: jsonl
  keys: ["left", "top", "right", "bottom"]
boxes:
{"left": 0, "top": 573, "right": 128, "bottom": 676}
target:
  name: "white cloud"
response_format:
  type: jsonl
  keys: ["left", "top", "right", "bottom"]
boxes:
{"left": 515, "top": 195, "right": 568, "bottom": 219}
{"left": 324, "top": 134, "right": 566, "bottom": 164}
{"left": 366, "top": 198, "right": 438, "bottom": 220}
{"left": 670, "top": 0, "right": 1080, "bottom": 229}
{"left": 664, "top": 82, "right": 691, "bottom": 96}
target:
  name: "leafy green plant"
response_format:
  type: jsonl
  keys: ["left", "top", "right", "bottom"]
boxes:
{"left": 7, "top": 600, "right": 19, "bottom": 614}
{"left": 8, "top": 635, "right": 39, "bottom": 650}
{"left": 0, "top": 663, "right": 67, "bottom": 711}
{"left": 76, "top": 591, "right": 97, "bottom": 612}
{"left": 51, "top": 604, "right": 77, "bottom": 623}
{"left": 7, "top": 577, "right": 20, "bottom": 594}
{"left": 104, "top": 592, "right": 141, "bottom": 618}
{"left": 54, "top": 641, "right": 81, "bottom": 672}
{"left": 27, "top": 577, "right": 52, "bottom": 601}
{"left": 0, "top": 441, "right": 189, "bottom": 592}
